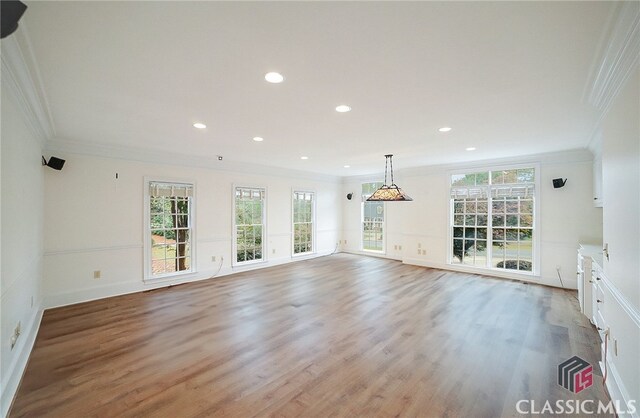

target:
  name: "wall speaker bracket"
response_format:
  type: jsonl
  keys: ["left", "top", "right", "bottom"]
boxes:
{"left": 42, "top": 156, "right": 66, "bottom": 171}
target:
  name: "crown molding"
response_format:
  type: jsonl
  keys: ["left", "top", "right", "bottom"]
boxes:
{"left": 0, "top": 27, "right": 55, "bottom": 145}
{"left": 586, "top": 1, "right": 640, "bottom": 150}
{"left": 341, "top": 149, "right": 593, "bottom": 183}
{"left": 45, "top": 137, "right": 341, "bottom": 184}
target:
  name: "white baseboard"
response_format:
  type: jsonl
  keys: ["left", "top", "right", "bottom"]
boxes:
{"left": 44, "top": 249, "right": 336, "bottom": 310}
{"left": 402, "top": 258, "right": 577, "bottom": 290}
{"left": 601, "top": 355, "right": 639, "bottom": 418}
{"left": 1, "top": 306, "right": 43, "bottom": 418}
{"left": 45, "top": 272, "right": 216, "bottom": 309}
{"left": 597, "top": 273, "right": 640, "bottom": 417}
{"left": 341, "top": 249, "right": 402, "bottom": 261}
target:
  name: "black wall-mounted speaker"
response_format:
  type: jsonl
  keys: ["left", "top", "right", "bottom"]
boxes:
{"left": 42, "top": 156, "right": 66, "bottom": 171}
{"left": 1, "top": 1, "right": 27, "bottom": 39}
{"left": 552, "top": 178, "right": 567, "bottom": 188}
{"left": 347, "top": 193, "right": 353, "bottom": 200}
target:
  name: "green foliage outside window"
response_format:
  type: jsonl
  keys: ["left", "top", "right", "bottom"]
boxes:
{"left": 235, "top": 189, "right": 264, "bottom": 263}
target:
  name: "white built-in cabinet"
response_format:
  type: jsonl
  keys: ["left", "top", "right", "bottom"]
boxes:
{"left": 577, "top": 246, "right": 593, "bottom": 319}
{"left": 577, "top": 244, "right": 605, "bottom": 327}
{"left": 577, "top": 244, "right": 607, "bottom": 368}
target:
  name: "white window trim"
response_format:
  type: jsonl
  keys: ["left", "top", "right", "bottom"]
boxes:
{"left": 361, "top": 183, "right": 386, "bottom": 255}
{"left": 232, "top": 184, "right": 268, "bottom": 268}
{"left": 143, "top": 177, "right": 197, "bottom": 282}
{"left": 446, "top": 163, "right": 541, "bottom": 277}
{"left": 291, "top": 189, "right": 317, "bottom": 257}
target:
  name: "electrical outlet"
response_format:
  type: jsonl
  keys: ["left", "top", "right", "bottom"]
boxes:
{"left": 417, "top": 249, "right": 421, "bottom": 255}
{"left": 272, "top": 249, "right": 276, "bottom": 254}
{"left": 93, "top": 270, "right": 101, "bottom": 279}
{"left": 212, "top": 256, "right": 216, "bottom": 262}
{"left": 418, "top": 243, "right": 422, "bottom": 249}
{"left": 344, "top": 240, "right": 347, "bottom": 245}
{"left": 422, "top": 249, "right": 426, "bottom": 255}
{"left": 399, "top": 245, "right": 402, "bottom": 251}
{"left": 394, "top": 245, "right": 398, "bottom": 250}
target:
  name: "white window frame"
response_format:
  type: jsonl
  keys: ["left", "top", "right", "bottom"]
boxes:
{"left": 361, "top": 182, "right": 386, "bottom": 254}
{"left": 143, "top": 177, "right": 196, "bottom": 282}
{"left": 232, "top": 185, "right": 267, "bottom": 267}
{"left": 291, "top": 189, "right": 316, "bottom": 257}
{"left": 446, "top": 163, "right": 541, "bottom": 276}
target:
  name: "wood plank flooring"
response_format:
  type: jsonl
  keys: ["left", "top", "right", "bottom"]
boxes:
{"left": 10, "top": 254, "right": 611, "bottom": 417}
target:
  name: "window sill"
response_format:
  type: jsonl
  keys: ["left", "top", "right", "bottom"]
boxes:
{"left": 232, "top": 259, "right": 267, "bottom": 269}
{"left": 447, "top": 262, "right": 536, "bottom": 278}
{"left": 292, "top": 251, "right": 316, "bottom": 258}
{"left": 144, "top": 269, "right": 197, "bottom": 284}
{"left": 363, "top": 249, "right": 386, "bottom": 255}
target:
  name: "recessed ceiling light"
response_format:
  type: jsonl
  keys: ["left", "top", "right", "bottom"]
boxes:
{"left": 438, "top": 127, "right": 452, "bottom": 132}
{"left": 193, "top": 122, "right": 206, "bottom": 129}
{"left": 253, "top": 137, "right": 264, "bottom": 142}
{"left": 300, "top": 156, "right": 309, "bottom": 160}
{"left": 344, "top": 165, "right": 351, "bottom": 168}
{"left": 265, "top": 72, "right": 284, "bottom": 83}
{"left": 466, "top": 147, "right": 476, "bottom": 151}
{"left": 335, "top": 105, "right": 351, "bottom": 113}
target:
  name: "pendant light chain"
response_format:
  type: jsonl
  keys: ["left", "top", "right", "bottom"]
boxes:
{"left": 366, "top": 154, "right": 412, "bottom": 201}
{"left": 383, "top": 154, "right": 394, "bottom": 185}
{"left": 384, "top": 156, "right": 389, "bottom": 185}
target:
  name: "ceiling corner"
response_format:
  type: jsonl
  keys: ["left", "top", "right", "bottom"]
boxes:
{"left": 1, "top": 21, "right": 55, "bottom": 145}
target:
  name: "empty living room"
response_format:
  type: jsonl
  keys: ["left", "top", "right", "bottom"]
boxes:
{"left": 1, "top": 1, "right": 638, "bottom": 417}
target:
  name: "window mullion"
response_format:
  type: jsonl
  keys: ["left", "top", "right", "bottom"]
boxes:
{"left": 450, "top": 169, "right": 535, "bottom": 274}
{"left": 487, "top": 192, "right": 493, "bottom": 269}
{"left": 148, "top": 182, "right": 194, "bottom": 279}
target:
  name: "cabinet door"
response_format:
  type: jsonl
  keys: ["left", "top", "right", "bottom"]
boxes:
{"left": 582, "top": 258, "right": 593, "bottom": 319}
{"left": 577, "top": 252, "right": 584, "bottom": 311}
{"left": 577, "top": 269, "right": 584, "bottom": 312}
{"left": 591, "top": 280, "right": 599, "bottom": 326}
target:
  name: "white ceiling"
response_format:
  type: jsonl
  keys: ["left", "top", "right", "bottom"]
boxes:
{"left": 21, "top": 1, "right": 614, "bottom": 176}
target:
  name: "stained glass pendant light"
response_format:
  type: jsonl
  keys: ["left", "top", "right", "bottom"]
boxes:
{"left": 366, "top": 154, "right": 413, "bottom": 201}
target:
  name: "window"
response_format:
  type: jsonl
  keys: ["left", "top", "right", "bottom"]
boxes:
{"left": 362, "top": 182, "right": 384, "bottom": 252}
{"left": 292, "top": 191, "right": 315, "bottom": 255}
{"left": 234, "top": 186, "right": 265, "bottom": 264}
{"left": 450, "top": 168, "right": 535, "bottom": 273}
{"left": 147, "top": 181, "right": 194, "bottom": 279}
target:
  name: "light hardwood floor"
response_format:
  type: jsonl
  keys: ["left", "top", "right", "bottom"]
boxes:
{"left": 10, "top": 254, "right": 610, "bottom": 417}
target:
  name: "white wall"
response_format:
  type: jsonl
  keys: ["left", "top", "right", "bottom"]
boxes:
{"left": 602, "top": 66, "right": 640, "bottom": 310}
{"left": 0, "top": 72, "right": 45, "bottom": 416}
{"left": 341, "top": 151, "right": 603, "bottom": 289}
{"left": 600, "top": 64, "right": 639, "bottom": 411}
{"left": 43, "top": 153, "right": 342, "bottom": 308}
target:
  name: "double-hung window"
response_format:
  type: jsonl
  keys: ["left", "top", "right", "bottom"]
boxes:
{"left": 362, "top": 182, "right": 385, "bottom": 252}
{"left": 147, "top": 181, "right": 194, "bottom": 279}
{"left": 450, "top": 167, "right": 536, "bottom": 273}
{"left": 234, "top": 186, "right": 266, "bottom": 265}
{"left": 292, "top": 191, "right": 315, "bottom": 255}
